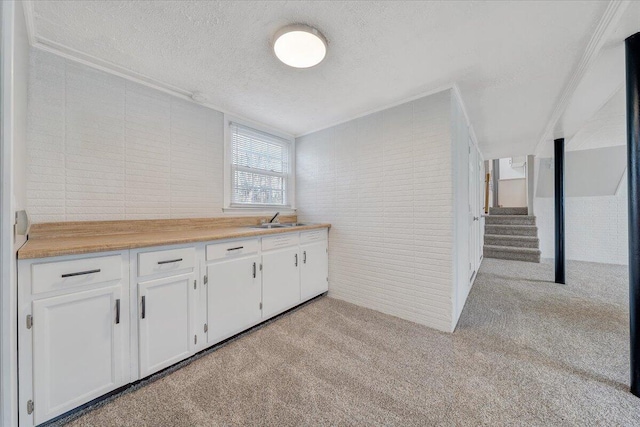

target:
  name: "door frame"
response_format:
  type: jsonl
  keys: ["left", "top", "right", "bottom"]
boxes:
{"left": 1, "top": 2, "right": 17, "bottom": 425}
{"left": 478, "top": 152, "right": 485, "bottom": 261}
{"left": 468, "top": 138, "right": 479, "bottom": 281}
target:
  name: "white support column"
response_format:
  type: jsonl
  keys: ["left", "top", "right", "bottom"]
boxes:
{"left": 526, "top": 154, "right": 535, "bottom": 215}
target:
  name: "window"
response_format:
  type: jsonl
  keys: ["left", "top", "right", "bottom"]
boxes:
{"left": 227, "top": 121, "right": 293, "bottom": 208}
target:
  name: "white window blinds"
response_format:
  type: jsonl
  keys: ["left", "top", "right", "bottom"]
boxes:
{"left": 230, "top": 122, "right": 291, "bottom": 206}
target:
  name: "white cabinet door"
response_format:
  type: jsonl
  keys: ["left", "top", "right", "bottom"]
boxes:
{"left": 32, "top": 285, "right": 127, "bottom": 425}
{"left": 207, "top": 255, "right": 261, "bottom": 344}
{"left": 262, "top": 246, "right": 300, "bottom": 318}
{"left": 301, "top": 240, "right": 329, "bottom": 301}
{"left": 138, "top": 273, "right": 194, "bottom": 377}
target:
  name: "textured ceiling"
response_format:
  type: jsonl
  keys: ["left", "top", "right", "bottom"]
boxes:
{"left": 31, "top": 1, "right": 608, "bottom": 157}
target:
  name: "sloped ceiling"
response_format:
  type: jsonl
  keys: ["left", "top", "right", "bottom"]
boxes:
{"left": 29, "top": 1, "right": 609, "bottom": 158}
{"left": 568, "top": 88, "right": 625, "bottom": 152}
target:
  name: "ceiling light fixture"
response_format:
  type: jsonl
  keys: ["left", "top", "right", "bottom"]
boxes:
{"left": 272, "top": 24, "right": 327, "bottom": 68}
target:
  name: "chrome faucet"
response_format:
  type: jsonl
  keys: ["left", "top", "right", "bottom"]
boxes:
{"left": 269, "top": 212, "right": 280, "bottom": 223}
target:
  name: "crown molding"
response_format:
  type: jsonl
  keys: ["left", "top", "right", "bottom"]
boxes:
{"left": 452, "top": 83, "right": 483, "bottom": 159}
{"left": 21, "top": 0, "right": 36, "bottom": 45}
{"left": 533, "top": 0, "right": 631, "bottom": 155}
{"left": 26, "top": 36, "right": 296, "bottom": 138}
{"left": 297, "top": 83, "right": 484, "bottom": 160}
{"left": 18, "top": 0, "right": 481, "bottom": 144}
{"left": 21, "top": 0, "right": 191, "bottom": 100}
{"left": 296, "top": 83, "right": 457, "bottom": 138}
{"left": 33, "top": 36, "right": 196, "bottom": 99}
{"left": 20, "top": 0, "right": 295, "bottom": 139}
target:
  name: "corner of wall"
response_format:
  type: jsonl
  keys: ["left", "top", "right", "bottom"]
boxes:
{"left": 296, "top": 90, "right": 460, "bottom": 331}
{"left": 449, "top": 86, "right": 484, "bottom": 332}
{"left": 2, "top": 1, "right": 30, "bottom": 425}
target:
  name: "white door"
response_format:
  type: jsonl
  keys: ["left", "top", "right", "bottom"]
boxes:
{"left": 469, "top": 139, "right": 479, "bottom": 280}
{"left": 138, "top": 273, "right": 194, "bottom": 377}
{"left": 207, "top": 255, "right": 261, "bottom": 344}
{"left": 262, "top": 247, "right": 300, "bottom": 318}
{"left": 32, "top": 285, "right": 127, "bottom": 425}
{"left": 301, "top": 241, "right": 328, "bottom": 301}
{"left": 478, "top": 154, "right": 485, "bottom": 261}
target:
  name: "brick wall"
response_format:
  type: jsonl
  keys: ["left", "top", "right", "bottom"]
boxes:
{"left": 535, "top": 171, "right": 628, "bottom": 266}
{"left": 27, "top": 49, "right": 224, "bottom": 222}
{"left": 296, "top": 90, "right": 455, "bottom": 331}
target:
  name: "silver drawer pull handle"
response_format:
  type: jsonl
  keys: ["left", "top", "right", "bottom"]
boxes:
{"left": 157, "top": 258, "right": 182, "bottom": 265}
{"left": 227, "top": 246, "right": 244, "bottom": 251}
{"left": 61, "top": 269, "right": 100, "bottom": 278}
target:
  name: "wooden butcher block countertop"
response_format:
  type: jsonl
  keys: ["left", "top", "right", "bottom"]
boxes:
{"left": 18, "top": 216, "right": 330, "bottom": 259}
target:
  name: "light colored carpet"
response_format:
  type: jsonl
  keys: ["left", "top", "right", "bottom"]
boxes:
{"left": 62, "top": 258, "right": 640, "bottom": 426}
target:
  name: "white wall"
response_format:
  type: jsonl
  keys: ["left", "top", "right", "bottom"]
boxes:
{"left": 499, "top": 157, "right": 525, "bottom": 180}
{"left": 12, "top": 10, "right": 28, "bottom": 244}
{"left": 26, "top": 49, "right": 225, "bottom": 223}
{"left": 297, "top": 90, "right": 461, "bottom": 332}
{"left": 536, "top": 176, "right": 628, "bottom": 265}
{"left": 1, "top": 2, "right": 30, "bottom": 426}
{"left": 499, "top": 178, "right": 527, "bottom": 207}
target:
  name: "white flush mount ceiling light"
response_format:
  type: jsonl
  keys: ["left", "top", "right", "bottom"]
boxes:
{"left": 273, "top": 24, "right": 327, "bottom": 68}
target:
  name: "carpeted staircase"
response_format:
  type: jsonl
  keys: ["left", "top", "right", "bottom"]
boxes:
{"left": 484, "top": 207, "right": 541, "bottom": 263}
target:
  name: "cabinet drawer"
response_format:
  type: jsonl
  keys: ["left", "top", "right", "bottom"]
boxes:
{"left": 138, "top": 247, "right": 195, "bottom": 277}
{"left": 32, "top": 255, "right": 122, "bottom": 295}
{"left": 300, "top": 229, "right": 328, "bottom": 244}
{"left": 206, "top": 239, "right": 259, "bottom": 261}
{"left": 262, "top": 233, "right": 300, "bottom": 251}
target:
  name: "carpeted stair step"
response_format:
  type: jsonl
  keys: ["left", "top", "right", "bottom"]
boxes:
{"left": 485, "top": 215, "right": 536, "bottom": 226}
{"left": 489, "top": 207, "right": 528, "bottom": 216}
{"left": 483, "top": 245, "right": 541, "bottom": 263}
{"left": 484, "top": 234, "right": 539, "bottom": 249}
{"left": 484, "top": 224, "right": 538, "bottom": 236}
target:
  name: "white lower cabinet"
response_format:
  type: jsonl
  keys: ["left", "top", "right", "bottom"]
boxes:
{"left": 18, "top": 228, "right": 329, "bottom": 426}
{"left": 301, "top": 240, "right": 329, "bottom": 300}
{"left": 206, "top": 255, "right": 262, "bottom": 344}
{"left": 262, "top": 246, "right": 301, "bottom": 318}
{"left": 32, "top": 284, "right": 128, "bottom": 425}
{"left": 138, "top": 272, "right": 195, "bottom": 377}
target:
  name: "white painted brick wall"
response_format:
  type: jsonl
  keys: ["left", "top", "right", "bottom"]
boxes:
{"left": 535, "top": 178, "right": 628, "bottom": 265}
{"left": 296, "top": 91, "right": 455, "bottom": 332}
{"left": 27, "top": 49, "right": 224, "bottom": 222}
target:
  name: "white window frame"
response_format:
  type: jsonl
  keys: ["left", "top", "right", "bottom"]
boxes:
{"left": 223, "top": 115, "right": 296, "bottom": 213}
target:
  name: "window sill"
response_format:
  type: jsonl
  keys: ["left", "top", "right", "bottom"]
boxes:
{"left": 222, "top": 207, "right": 297, "bottom": 216}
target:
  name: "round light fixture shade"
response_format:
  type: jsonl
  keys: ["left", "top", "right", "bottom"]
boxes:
{"left": 273, "top": 24, "right": 327, "bottom": 68}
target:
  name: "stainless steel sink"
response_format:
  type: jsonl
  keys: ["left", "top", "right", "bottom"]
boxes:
{"left": 248, "top": 222, "right": 310, "bottom": 229}
{"left": 248, "top": 223, "right": 289, "bottom": 229}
